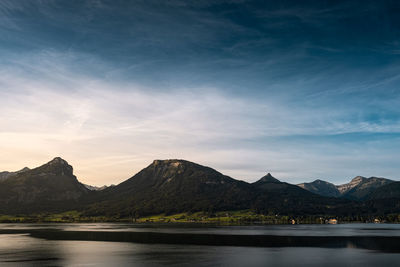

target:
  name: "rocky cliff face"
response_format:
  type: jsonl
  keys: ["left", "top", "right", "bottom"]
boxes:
{"left": 337, "top": 176, "right": 366, "bottom": 194}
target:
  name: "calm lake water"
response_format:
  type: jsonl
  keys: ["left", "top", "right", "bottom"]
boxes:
{"left": 1, "top": 223, "right": 400, "bottom": 266}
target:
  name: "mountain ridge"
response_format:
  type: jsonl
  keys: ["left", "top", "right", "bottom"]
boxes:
{"left": 0, "top": 157, "right": 399, "bottom": 218}
{"left": 83, "top": 159, "right": 354, "bottom": 217}
{"left": 297, "top": 176, "right": 394, "bottom": 200}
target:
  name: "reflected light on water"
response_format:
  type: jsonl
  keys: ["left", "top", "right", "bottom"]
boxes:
{"left": 0, "top": 224, "right": 400, "bottom": 266}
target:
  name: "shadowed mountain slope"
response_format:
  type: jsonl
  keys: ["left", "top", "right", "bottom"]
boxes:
{"left": 369, "top": 181, "right": 400, "bottom": 200}
{"left": 361, "top": 182, "right": 400, "bottom": 215}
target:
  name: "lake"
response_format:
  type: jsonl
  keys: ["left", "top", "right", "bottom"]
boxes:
{"left": 1, "top": 223, "right": 400, "bottom": 266}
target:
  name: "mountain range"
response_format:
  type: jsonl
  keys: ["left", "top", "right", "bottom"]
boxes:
{"left": 0, "top": 157, "right": 399, "bottom": 218}
{"left": 298, "top": 176, "right": 394, "bottom": 200}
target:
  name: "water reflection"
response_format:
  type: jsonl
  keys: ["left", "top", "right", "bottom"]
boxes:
{"left": 0, "top": 224, "right": 400, "bottom": 266}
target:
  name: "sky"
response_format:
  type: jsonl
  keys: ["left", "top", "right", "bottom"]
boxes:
{"left": 0, "top": 0, "right": 400, "bottom": 186}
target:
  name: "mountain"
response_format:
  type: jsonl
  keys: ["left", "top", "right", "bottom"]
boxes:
{"left": 251, "top": 174, "right": 349, "bottom": 215}
{"left": 298, "top": 180, "right": 341, "bottom": 198}
{"left": 0, "top": 157, "right": 395, "bottom": 218}
{"left": 85, "top": 159, "right": 255, "bottom": 217}
{"left": 341, "top": 176, "right": 394, "bottom": 200}
{"left": 0, "top": 167, "right": 30, "bottom": 181}
{"left": 298, "top": 176, "right": 394, "bottom": 200}
{"left": 0, "top": 157, "right": 88, "bottom": 214}
{"left": 84, "top": 162, "right": 351, "bottom": 218}
{"left": 336, "top": 176, "right": 364, "bottom": 194}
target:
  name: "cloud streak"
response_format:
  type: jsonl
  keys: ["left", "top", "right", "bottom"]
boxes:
{"left": 0, "top": 50, "right": 400, "bottom": 185}
{"left": 0, "top": 1, "right": 400, "bottom": 185}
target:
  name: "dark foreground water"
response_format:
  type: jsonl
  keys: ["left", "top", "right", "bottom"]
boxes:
{"left": 1, "top": 223, "right": 400, "bottom": 266}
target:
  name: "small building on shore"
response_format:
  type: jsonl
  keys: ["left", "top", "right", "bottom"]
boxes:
{"left": 327, "top": 218, "right": 338, "bottom": 224}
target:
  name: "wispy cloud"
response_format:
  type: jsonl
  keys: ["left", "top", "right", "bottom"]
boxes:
{"left": 0, "top": 50, "right": 400, "bottom": 185}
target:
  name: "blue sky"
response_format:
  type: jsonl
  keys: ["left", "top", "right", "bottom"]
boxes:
{"left": 0, "top": 0, "right": 399, "bottom": 185}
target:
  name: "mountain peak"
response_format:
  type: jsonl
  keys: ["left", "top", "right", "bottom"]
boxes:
{"left": 48, "top": 157, "right": 69, "bottom": 165}
{"left": 38, "top": 157, "right": 74, "bottom": 176}
{"left": 257, "top": 173, "right": 280, "bottom": 183}
{"left": 263, "top": 172, "right": 274, "bottom": 178}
